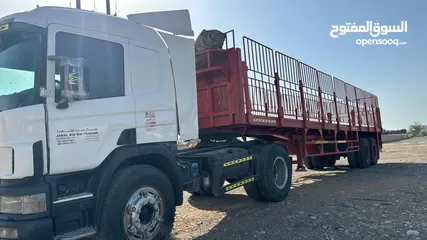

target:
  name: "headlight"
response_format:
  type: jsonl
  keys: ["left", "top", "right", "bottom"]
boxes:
{"left": 0, "top": 227, "right": 18, "bottom": 239}
{"left": 0, "top": 193, "right": 47, "bottom": 214}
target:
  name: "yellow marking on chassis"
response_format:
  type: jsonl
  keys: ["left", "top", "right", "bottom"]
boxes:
{"left": 225, "top": 177, "right": 255, "bottom": 191}
{"left": 223, "top": 156, "right": 253, "bottom": 167}
{"left": 315, "top": 140, "right": 347, "bottom": 144}
{"left": 0, "top": 24, "right": 9, "bottom": 32}
{"left": 253, "top": 118, "right": 276, "bottom": 123}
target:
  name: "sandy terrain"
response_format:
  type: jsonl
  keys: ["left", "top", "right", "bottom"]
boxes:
{"left": 171, "top": 137, "right": 427, "bottom": 240}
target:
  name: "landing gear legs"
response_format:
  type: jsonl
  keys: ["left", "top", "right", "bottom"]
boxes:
{"left": 295, "top": 165, "right": 307, "bottom": 172}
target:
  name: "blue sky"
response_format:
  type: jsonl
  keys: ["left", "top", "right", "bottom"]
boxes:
{"left": 1, "top": 0, "right": 424, "bottom": 130}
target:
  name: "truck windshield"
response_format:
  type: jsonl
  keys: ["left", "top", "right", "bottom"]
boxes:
{"left": 0, "top": 31, "right": 41, "bottom": 112}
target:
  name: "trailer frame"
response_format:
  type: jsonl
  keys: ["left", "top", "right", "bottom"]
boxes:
{"left": 195, "top": 30, "right": 382, "bottom": 168}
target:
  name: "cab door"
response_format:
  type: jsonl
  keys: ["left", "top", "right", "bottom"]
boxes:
{"left": 45, "top": 24, "right": 135, "bottom": 175}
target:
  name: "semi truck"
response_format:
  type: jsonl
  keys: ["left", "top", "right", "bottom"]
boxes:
{"left": 0, "top": 5, "right": 382, "bottom": 240}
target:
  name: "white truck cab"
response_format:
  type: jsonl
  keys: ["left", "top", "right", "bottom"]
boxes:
{"left": 0, "top": 5, "right": 294, "bottom": 240}
{"left": 0, "top": 6, "right": 199, "bottom": 239}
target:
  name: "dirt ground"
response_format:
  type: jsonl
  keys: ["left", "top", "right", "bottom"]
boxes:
{"left": 171, "top": 137, "right": 427, "bottom": 240}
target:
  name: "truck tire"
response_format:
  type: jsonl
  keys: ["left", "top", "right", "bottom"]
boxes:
{"left": 356, "top": 138, "right": 371, "bottom": 169}
{"left": 306, "top": 155, "right": 335, "bottom": 169}
{"left": 244, "top": 182, "right": 265, "bottom": 201}
{"left": 96, "top": 165, "right": 175, "bottom": 240}
{"left": 303, "top": 157, "right": 315, "bottom": 170}
{"left": 323, "top": 155, "right": 337, "bottom": 168}
{"left": 310, "top": 156, "right": 323, "bottom": 169}
{"left": 255, "top": 145, "right": 292, "bottom": 202}
{"left": 320, "top": 144, "right": 338, "bottom": 168}
{"left": 306, "top": 142, "right": 338, "bottom": 170}
{"left": 367, "top": 138, "right": 379, "bottom": 165}
{"left": 347, "top": 151, "right": 358, "bottom": 168}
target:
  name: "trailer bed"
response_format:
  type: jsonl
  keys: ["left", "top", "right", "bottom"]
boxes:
{"left": 196, "top": 33, "right": 381, "bottom": 134}
{"left": 195, "top": 31, "right": 382, "bottom": 163}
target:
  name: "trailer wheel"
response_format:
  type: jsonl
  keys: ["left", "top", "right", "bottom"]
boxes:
{"left": 308, "top": 155, "right": 336, "bottom": 169}
{"left": 96, "top": 165, "right": 175, "bottom": 240}
{"left": 320, "top": 144, "right": 338, "bottom": 168}
{"left": 255, "top": 145, "right": 292, "bottom": 202}
{"left": 323, "top": 155, "right": 337, "bottom": 168}
{"left": 347, "top": 152, "right": 358, "bottom": 168}
{"left": 303, "top": 157, "right": 315, "bottom": 170}
{"left": 368, "top": 138, "right": 379, "bottom": 165}
{"left": 310, "top": 156, "right": 323, "bottom": 169}
{"left": 356, "top": 138, "right": 371, "bottom": 169}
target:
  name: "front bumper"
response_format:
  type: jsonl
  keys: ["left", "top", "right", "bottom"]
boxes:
{"left": 0, "top": 218, "right": 53, "bottom": 240}
{"left": 0, "top": 180, "right": 52, "bottom": 240}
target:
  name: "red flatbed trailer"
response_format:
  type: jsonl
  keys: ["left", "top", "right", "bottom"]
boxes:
{"left": 195, "top": 31, "right": 382, "bottom": 170}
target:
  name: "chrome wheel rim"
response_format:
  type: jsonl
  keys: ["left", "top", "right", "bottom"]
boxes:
{"left": 272, "top": 156, "right": 288, "bottom": 189}
{"left": 123, "top": 187, "right": 163, "bottom": 240}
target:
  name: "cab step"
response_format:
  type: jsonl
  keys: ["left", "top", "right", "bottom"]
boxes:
{"left": 53, "top": 192, "right": 94, "bottom": 204}
{"left": 53, "top": 227, "right": 96, "bottom": 240}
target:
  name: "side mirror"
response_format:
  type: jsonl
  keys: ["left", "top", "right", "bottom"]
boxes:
{"left": 48, "top": 56, "right": 89, "bottom": 109}
{"left": 56, "top": 98, "right": 69, "bottom": 109}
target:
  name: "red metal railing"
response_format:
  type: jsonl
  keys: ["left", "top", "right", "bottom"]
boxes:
{"left": 241, "top": 36, "right": 380, "bottom": 132}
{"left": 275, "top": 51, "right": 303, "bottom": 120}
{"left": 318, "top": 71, "right": 336, "bottom": 124}
{"left": 333, "top": 78, "right": 349, "bottom": 125}
{"left": 243, "top": 37, "right": 278, "bottom": 117}
{"left": 223, "top": 30, "right": 236, "bottom": 50}
{"left": 300, "top": 62, "right": 322, "bottom": 122}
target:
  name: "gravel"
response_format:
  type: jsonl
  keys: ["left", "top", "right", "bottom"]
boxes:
{"left": 406, "top": 230, "right": 420, "bottom": 236}
{"left": 171, "top": 137, "right": 427, "bottom": 240}
{"left": 342, "top": 202, "right": 354, "bottom": 208}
